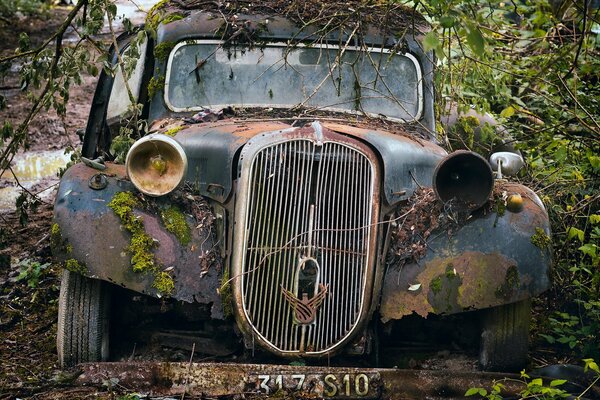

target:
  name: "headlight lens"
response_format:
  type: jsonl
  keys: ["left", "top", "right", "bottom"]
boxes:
{"left": 125, "top": 133, "right": 188, "bottom": 196}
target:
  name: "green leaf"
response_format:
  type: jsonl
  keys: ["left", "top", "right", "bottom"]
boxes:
{"left": 550, "top": 379, "right": 567, "bottom": 387}
{"left": 530, "top": 378, "right": 543, "bottom": 386}
{"left": 539, "top": 334, "right": 555, "bottom": 344}
{"left": 579, "top": 244, "right": 597, "bottom": 259}
{"left": 500, "top": 106, "right": 515, "bottom": 118}
{"left": 422, "top": 31, "right": 441, "bottom": 53}
{"left": 567, "top": 227, "right": 585, "bottom": 242}
{"left": 465, "top": 388, "right": 481, "bottom": 396}
{"left": 583, "top": 359, "right": 600, "bottom": 373}
{"left": 440, "top": 16, "right": 456, "bottom": 28}
{"left": 590, "top": 215, "right": 600, "bottom": 224}
{"left": 466, "top": 24, "right": 485, "bottom": 56}
{"left": 589, "top": 155, "right": 600, "bottom": 171}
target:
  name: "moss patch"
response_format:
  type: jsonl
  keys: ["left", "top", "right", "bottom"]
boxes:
{"left": 50, "top": 223, "right": 63, "bottom": 250}
{"left": 430, "top": 276, "right": 442, "bottom": 294}
{"left": 147, "top": 75, "right": 165, "bottom": 99}
{"left": 64, "top": 258, "right": 87, "bottom": 275}
{"left": 146, "top": 0, "right": 184, "bottom": 36}
{"left": 164, "top": 126, "right": 183, "bottom": 137}
{"left": 495, "top": 265, "right": 520, "bottom": 298}
{"left": 531, "top": 227, "right": 551, "bottom": 249}
{"left": 161, "top": 206, "right": 191, "bottom": 245}
{"left": 162, "top": 13, "right": 183, "bottom": 25}
{"left": 219, "top": 267, "right": 233, "bottom": 318}
{"left": 153, "top": 271, "right": 175, "bottom": 295}
{"left": 108, "top": 191, "right": 174, "bottom": 296}
{"left": 154, "top": 41, "right": 176, "bottom": 61}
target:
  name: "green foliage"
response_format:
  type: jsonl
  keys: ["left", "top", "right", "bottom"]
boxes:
{"left": 464, "top": 365, "right": 600, "bottom": 399}
{"left": 15, "top": 191, "right": 40, "bottom": 227}
{"left": 418, "top": 0, "right": 600, "bottom": 359}
{"left": 15, "top": 258, "right": 51, "bottom": 288}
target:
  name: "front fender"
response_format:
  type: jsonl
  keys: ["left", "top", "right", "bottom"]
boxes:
{"left": 52, "top": 163, "right": 225, "bottom": 319}
{"left": 380, "top": 183, "right": 552, "bottom": 322}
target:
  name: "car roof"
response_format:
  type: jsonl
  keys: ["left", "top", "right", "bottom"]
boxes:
{"left": 150, "top": 0, "right": 429, "bottom": 46}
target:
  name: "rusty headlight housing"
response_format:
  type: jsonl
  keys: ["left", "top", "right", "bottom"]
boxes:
{"left": 125, "top": 133, "right": 188, "bottom": 197}
{"left": 433, "top": 150, "right": 493, "bottom": 211}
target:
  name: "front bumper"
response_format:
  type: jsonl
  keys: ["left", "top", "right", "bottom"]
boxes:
{"left": 75, "top": 361, "right": 531, "bottom": 398}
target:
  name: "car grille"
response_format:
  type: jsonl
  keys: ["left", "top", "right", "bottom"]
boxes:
{"left": 236, "top": 133, "right": 378, "bottom": 355}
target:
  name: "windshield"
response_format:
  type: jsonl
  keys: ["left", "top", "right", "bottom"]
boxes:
{"left": 165, "top": 41, "right": 423, "bottom": 121}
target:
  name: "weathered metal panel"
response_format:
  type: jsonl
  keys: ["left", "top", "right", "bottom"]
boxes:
{"left": 52, "top": 163, "right": 224, "bottom": 318}
{"left": 173, "top": 120, "right": 447, "bottom": 208}
{"left": 174, "top": 121, "right": 290, "bottom": 202}
{"left": 75, "top": 361, "right": 537, "bottom": 399}
{"left": 380, "top": 183, "right": 552, "bottom": 322}
{"left": 324, "top": 123, "right": 447, "bottom": 205}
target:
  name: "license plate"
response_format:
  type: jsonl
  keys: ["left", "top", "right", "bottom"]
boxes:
{"left": 248, "top": 372, "right": 380, "bottom": 398}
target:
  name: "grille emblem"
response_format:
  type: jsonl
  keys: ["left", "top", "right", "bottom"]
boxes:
{"left": 281, "top": 283, "right": 329, "bottom": 324}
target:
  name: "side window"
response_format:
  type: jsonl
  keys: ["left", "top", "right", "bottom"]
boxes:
{"left": 106, "top": 34, "right": 148, "bottom": 128}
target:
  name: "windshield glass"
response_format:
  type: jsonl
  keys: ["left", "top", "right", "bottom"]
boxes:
{"left": 165, "top": 41, "right": 422, "bottom": 121}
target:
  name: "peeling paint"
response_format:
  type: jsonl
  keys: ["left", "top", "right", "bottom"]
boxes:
{"left": 381, "top": 252, "right": 529, "bottom": 321}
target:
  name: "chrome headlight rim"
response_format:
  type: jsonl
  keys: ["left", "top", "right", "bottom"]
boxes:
{"left": 125, "top": 133, "right": 188, "bottom": 197}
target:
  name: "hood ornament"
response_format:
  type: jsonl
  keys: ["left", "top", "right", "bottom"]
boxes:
{"left": 281, "top": 283, "right": 329, "bottom": 325}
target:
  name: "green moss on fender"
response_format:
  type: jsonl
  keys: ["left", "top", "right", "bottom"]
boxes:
{"left": 531, "top": 227, "right": 551, "bottom": 249}
{"left": 50, "top": 223, "right": 63, "bottom": 250}
{"left": 128, "top": 231, "right": 156, "bottom": 272}
{"left": 161, "top": 206, "right": 191, "bottom": 245}
{"left": 153, "top": 270, "right": 175, "bottom": 296}
{"left": 65, "top": 258, "right": 87, "bottom": 275}
{"left": 108, "top": 191, "right": 174, "bottom": 296}
{"left": 430, "top": 276, "right": 442, "bottom": 294}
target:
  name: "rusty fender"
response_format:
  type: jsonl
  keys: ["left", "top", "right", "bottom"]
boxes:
{"left": 74, "top": 361, "right": 541, "bottom": 399}
{"left": 380, "top": 183, "right": 552, "bottom": 322}
{"left": 52, "top": 163, "right": 224, "bottom": 318}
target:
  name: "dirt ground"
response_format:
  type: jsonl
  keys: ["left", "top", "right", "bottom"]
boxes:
{"left": 0, "top": 7, "right": 100, "bottom": 399}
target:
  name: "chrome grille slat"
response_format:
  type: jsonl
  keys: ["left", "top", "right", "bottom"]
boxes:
{"left": 239, "top": 137, "right": 377, "bottom": 355}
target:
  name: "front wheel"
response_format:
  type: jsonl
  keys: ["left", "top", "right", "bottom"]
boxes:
{"left": 479, "top": 299, "right": 531, "bottom": 372}
{"left": 57, "top": 270, "right": 110, "bottom": 367}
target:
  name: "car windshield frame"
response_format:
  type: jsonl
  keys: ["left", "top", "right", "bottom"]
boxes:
{"left": 164, "top": 40, "right": 424, "bottom": 122}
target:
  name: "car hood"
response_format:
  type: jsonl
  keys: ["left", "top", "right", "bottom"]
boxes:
{"left": 172, "top": 120, "right": 447, "bottom": 205}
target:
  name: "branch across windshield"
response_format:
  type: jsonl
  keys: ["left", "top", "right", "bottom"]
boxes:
{"left": 165, "top": 41, "right": 423, "bottom": 121}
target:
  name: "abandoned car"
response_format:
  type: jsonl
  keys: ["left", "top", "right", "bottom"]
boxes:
{"left": 52, "top": 0, "right": 552, "bottom": 387}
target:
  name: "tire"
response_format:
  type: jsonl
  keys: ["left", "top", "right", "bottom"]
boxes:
{"left": 479, "top": 299, "right": 531, "bottom": 372}
{"left": 57, "top": 270, "right": 110, "bottom": 367}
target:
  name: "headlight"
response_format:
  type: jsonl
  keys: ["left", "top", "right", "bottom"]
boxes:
{"left": 125, "top": 133, "right": 188, "bottom": 196}
{"left": 433, "top": 150, "right": 493, "bottom": 211}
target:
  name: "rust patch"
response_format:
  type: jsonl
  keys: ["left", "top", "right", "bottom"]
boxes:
{"left": 381, "top": 252, "right": 526, "bottom": 320}
{"left": 74, "top": 361, "right": 533, "bottom": 398}
{"left": 494, "top": 182, "right": 549, "bottom": 236}
{"left": 323, "top": 122, "right": 446, "bottom": 154}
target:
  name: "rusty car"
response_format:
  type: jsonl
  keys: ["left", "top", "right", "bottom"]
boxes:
{"left": 51, "top": 0, "right": 552, "bottom": 395}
